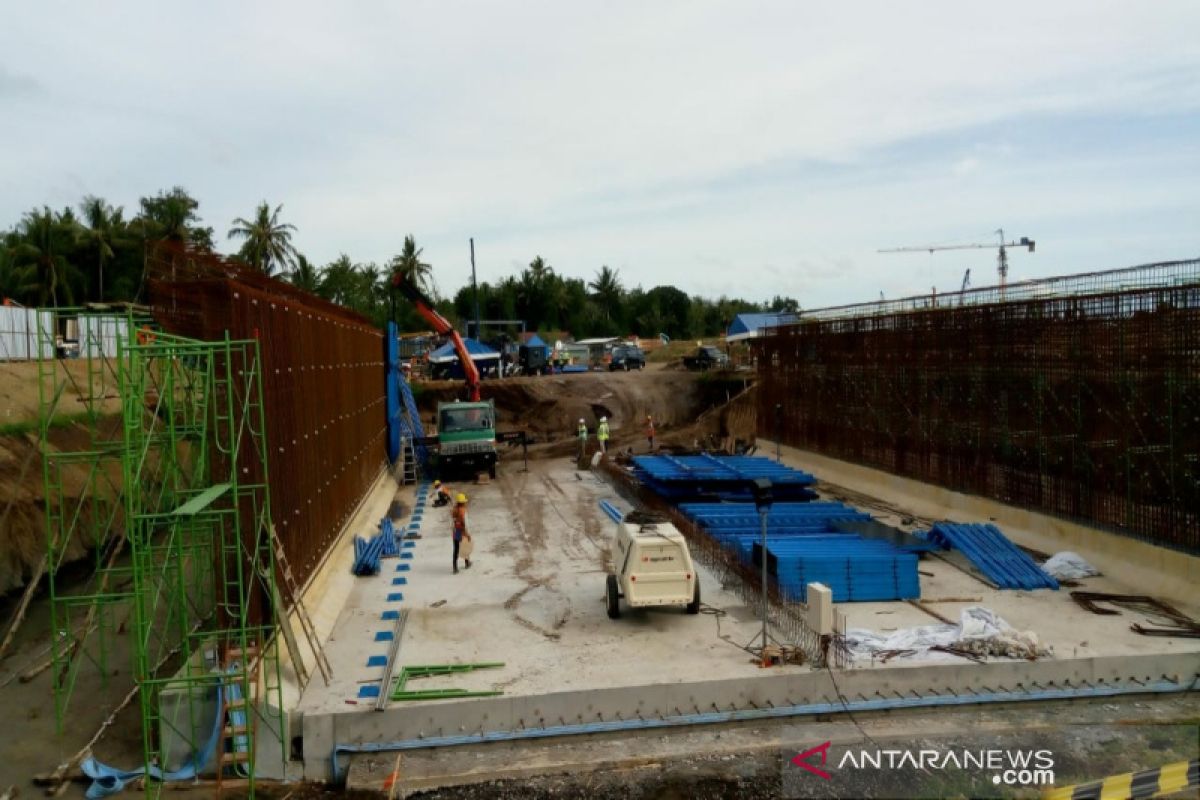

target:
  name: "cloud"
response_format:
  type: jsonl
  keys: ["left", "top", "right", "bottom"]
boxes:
{"left": 0, "top": 1, "right": 1198, "bottom": 305}
{"left": 0, "top": 65, "right": 39, "bottom": 97}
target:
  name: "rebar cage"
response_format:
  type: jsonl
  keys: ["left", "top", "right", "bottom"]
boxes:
{"left": 756, "top": 261, "right": 1200, "bottom": 554}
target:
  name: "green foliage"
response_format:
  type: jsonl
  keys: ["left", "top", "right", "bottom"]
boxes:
{"left": 0, "top": 191, "right": 796, "bottom": 339}
{"left": 227, "top": 201, "right": 298, "bottom": 275}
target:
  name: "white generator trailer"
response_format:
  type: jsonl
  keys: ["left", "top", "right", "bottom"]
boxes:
{"left": 606, "top": 511, "right": 701, "bottom": 619}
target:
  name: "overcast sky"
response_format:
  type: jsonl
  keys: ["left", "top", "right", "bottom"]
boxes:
{"left": 3, "top": 1, "right": 1198, "bottom": 308}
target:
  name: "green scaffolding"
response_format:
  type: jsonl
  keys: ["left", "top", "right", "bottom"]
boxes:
{"left": 38, "top": 312, "right": 285, "bottom": 797}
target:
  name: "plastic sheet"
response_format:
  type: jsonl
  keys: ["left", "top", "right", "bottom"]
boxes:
{"left": 845, "top": 606, "right": 1051, "bottom": 663}
{"left": 1042, "top": 551, "right": 1099, "bottom": 580}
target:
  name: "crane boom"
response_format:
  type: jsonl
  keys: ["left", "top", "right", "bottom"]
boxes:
{"left": 393, "top": 276, "right": 481, "bottom": 402}
{"left": 878, "top": 229, "right": 1035, "bottom": 290}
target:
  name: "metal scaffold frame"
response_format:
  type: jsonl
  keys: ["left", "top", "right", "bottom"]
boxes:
{"left": 36, "top": 308, "right": 149, "bottom": 725}
{"left": 38, "top": 312, "right": 286, "bottom": 797}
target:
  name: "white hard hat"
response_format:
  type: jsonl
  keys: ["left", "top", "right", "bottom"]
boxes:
{"left": 579, "top": 418, "right": 585, "bottom": 424}
{"left": 600, "top": 416, "right": 607, "bottom": 421}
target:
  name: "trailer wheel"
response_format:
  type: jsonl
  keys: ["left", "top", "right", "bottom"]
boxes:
{"left": 686, "top": 580, "right": 701, "bottom": 614}
{"left": 606, "top": 574, "right": 621, "bottom": 619}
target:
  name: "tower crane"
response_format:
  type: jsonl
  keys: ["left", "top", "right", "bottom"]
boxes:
{"left": 879, "top": 229, "right": 1035, "bottom": 291}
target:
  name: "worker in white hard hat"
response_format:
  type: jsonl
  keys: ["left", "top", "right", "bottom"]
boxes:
{"left": 576, "top": 418, "right": 588, "bottom": 461}
{"left": 452, "top": 492, "right": 472, "bottom": 573}
{"left": 597, "top": 415, "right": 610, "bottom": 454}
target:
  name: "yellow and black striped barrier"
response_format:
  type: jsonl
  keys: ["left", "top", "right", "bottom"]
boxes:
{"left": 1042, "top": 758, "right": 1198, "bottom": 800}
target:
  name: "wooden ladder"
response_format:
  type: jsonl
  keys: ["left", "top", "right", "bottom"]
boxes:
{"left": 216, "top": 643, "right": 257, "bottom": 796}
{"left": 269, "top": 525, "right": 333, "bottom": 688}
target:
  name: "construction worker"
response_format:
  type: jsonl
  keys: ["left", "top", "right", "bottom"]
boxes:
{"left": 576, "top": 418, "right": 588, "bottom": 460}
{"left": 452, "top": 493, "right": 472, "bottom": 573}
{"left": 597, "top": 416, "right": 610, "bottom": 454}
{"left": 432, "top": 479, "right": 453, "bottom": 507}
{"left": 645, "top": 415, "right": 656, "bottom": 452}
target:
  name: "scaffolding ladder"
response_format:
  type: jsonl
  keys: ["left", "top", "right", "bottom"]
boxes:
{"left": 400, "top": 436, "right": 418, "bottom": 485}
{"left": 269, "top": 525, "right": 332, "bottom": 687}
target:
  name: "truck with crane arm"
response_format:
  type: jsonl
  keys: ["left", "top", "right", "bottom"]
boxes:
{"left": 393, "top": 275, "right": 500, "bottom": 479}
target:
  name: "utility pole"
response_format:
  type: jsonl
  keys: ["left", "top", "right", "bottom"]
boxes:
{"left": 470, "top": 238, "right": 481, "bottom": 341}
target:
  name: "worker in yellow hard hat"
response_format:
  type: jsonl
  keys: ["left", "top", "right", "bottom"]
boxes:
{"left": 432, "top": 479, "right": 452, "bottom": 507}
{"left": 451, "top": 492, "right": 472, "bottom": 573}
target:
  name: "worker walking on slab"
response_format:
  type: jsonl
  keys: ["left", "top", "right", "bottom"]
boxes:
{"left": 645, "top": 414, "right": 656, "bottom": 452}
{"left": 452, "top": 493, "right": 472, "bottom": 573}
{"left": 577, "top": 418, "right": 588, "bottom": 460}
{"left": 597, "top": 416, "right": 610, "bottom": 454}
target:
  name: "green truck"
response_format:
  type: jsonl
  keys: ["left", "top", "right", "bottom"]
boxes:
{"left": 432, "top": 399, "right": 498, "bottom": 479}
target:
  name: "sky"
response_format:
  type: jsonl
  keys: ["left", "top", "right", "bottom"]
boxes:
{"left": 2, "top": 1, "right": 1198, "bottom": 308}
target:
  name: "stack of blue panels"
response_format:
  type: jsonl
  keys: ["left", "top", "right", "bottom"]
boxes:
{"left": 678, "top": 500, "right": 919, "bottom": 602}
{"left": 926, "top": 523, "right": 1059, "bottom": 590}
{"left": 632, "top": 454, "right": 818, "bottom": 501}
{"left": 753, "top": 539, "right": 920, "bottom": 602}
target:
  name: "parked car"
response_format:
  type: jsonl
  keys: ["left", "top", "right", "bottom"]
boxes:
{"left": 682, "top": 345, "right": 729, "bottom": 371}
{"left": 608, "top": 344, "right": 646, "bottom": 371}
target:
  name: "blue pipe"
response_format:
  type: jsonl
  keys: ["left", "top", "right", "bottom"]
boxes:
{"left": 330, "top": 676, "right": 1193, "bottom": 781}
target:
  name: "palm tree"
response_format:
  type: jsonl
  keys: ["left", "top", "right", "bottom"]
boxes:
{"left": 11, "top": 207, "right": 85, "bottom": 306}
{"left": 227, "top": 201, "right": 298, "bottom": 276}
{"left": 287, "top": 254, "right": 321, "bottom": 293}
{"left": 527, "top": 255, "right": 552, "bottom": 283}
{"left": 319, "top": 254, "right": 358, "bottom": 305}
{"left": 79, "top": 196, "right": 123, "bottom": 302}
{"left": 137, "top": 187, "right": 213, "bottom": 248}
{"left": 588, "top": 265, "right": 623, "bottom": 322}
{"left": 387, "top": 235, "right": 431, "bottom": 289}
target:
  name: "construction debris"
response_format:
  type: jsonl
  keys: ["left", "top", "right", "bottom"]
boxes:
{"left": 1070, "top": 592, "right": 1200, "bottom": 637}
{"left": 846, "top": 606, "right": 1051, "bottom": 663}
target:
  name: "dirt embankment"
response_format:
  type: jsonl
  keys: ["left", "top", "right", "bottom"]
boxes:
{"left": 413, "top": 368, "right": 758, "bottom": 458}
{"left": 0, "top": 360, "right": 125, "bottom": 597}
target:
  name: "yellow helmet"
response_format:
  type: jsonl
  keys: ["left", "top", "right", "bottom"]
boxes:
{"left": 456, "top": 493, "right": 468, "bottom": 504}
{"left": 433, "top": 480, "right": 441, "bottom": 487}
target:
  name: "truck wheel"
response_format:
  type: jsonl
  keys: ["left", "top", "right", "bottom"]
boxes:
{"left": 686, "top": 581, "right": 701, "bottom": 614}
{"left": 606, "top": 574, "right": 621, "bottom": 619}
{"left": 488, "top": 464, "right": 497, "bottom": 479}
{"left": 623, "top": 362, "right": 630, "bottom": 371}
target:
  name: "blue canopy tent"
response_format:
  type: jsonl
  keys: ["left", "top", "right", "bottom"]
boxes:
{"left": 427, "top": 337, "right": 502, "bottom": 380}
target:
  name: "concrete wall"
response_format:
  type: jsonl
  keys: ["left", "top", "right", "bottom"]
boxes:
{"left": 301, "top": 651, "right": 1200, "bottom": 781}
{"left": 760, "top": 440, "right": 1200, "bottom": 608}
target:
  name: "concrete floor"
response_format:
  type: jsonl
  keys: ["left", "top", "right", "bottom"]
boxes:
{"left": 295, "top": 454, "right": 1200, "bottom": 713}
{"left": 297, "top": 457, "right": 782, "bottom": 717}
{"left": 292, "top": 451, "right": 1200, "bottom": 785}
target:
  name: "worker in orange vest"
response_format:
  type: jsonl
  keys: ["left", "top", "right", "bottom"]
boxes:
{"left": 645, "top": 415, "right": 656, "bottom": 452}
{"left": 432, "top": 479, "right": 453, "bottom": 507}
{"left": 452, "top": 493, "right": 472, "bottom": 574}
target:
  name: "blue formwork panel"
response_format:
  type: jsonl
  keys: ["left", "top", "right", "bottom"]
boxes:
{"left": 756, "top": 540, "right": 920, "bottom": 602}
{"left": 926, "top": 523, "right": 1058, "bottom": 590}
{"left": 632, "top": 455, "right": 818, "bottom": 501}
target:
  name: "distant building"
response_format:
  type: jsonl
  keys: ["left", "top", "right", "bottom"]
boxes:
{"left": 725, "top": 312, "right": 799, "bottom": 343}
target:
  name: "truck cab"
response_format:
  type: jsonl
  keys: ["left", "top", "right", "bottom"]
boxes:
{"left": 433, "top": 400, "right": 498, "bottom": 478}
{"left": 606, "top": 511, "right": 701, "bottom": 618}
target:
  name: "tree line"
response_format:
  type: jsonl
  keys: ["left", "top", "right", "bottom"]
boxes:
{"left": 0, "top": 187, "right": 797, "bottom": 339}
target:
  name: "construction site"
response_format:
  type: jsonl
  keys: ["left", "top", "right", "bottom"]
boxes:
{"left": 0, "top": 246, "right": 1197, "bottom": 799}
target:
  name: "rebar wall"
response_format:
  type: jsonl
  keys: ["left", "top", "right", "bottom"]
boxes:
{"left": 756, "top": 264, "right": 1200, "bottom": 554}
{"left": 146, "top": 244, "right": 387, "bottom": 585}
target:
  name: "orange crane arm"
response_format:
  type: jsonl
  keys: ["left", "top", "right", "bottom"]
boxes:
{"left": 393, "top": 276, "right": 481, "bottom": 402}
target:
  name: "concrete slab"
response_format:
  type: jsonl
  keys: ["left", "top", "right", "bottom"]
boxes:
{"left": 294, "top": 456, "right": 1200, "bottom": 782}
{"left": 297, "top": 457, "right": 778, "bottom": 718}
